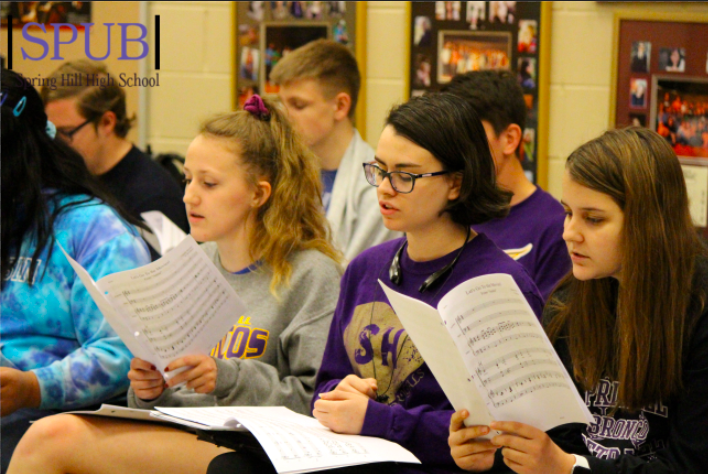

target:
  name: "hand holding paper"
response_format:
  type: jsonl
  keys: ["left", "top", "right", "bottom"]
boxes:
{"left": 380, "top": 273, "right": 592, "bottom": 438}
{"left": 128, "top": 357, "right": 165, "bottom": 401}
{"left": 60, "top": 236, "right": 246, "bottom": 377}
{"left": 163, "top": 354, "right": 218, "bottom": 393}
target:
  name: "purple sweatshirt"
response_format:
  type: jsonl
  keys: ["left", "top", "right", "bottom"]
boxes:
{"left": 473, "top": 187, "right": 571, "bottom": 301}
{"left": 313, "top": 234, "right": 544, "bottom": 468}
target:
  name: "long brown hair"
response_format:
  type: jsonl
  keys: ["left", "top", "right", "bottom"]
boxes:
{"left": 200, "top": 96, "right": 342, "bottom": 296}
{"left": 546, "top": 127, "right": 706, "bottom": 411}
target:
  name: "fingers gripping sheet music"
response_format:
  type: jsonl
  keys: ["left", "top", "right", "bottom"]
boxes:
{"left": 59, "top": 237, "right": 246, "bottom": 376}
{"left": 381, "top": 274, "right": 592, "bottom": 435}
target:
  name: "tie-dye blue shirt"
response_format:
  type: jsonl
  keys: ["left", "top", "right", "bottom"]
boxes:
{"left": 1, "top": 194, "right": 151, "bottom": 409}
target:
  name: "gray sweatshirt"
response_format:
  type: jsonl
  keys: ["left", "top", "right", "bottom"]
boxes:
{"left": 128, "top": 242, "right": 342, "bottom": 415}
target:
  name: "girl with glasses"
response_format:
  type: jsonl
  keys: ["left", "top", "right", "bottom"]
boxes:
{"left": 208, "top": 93, "right": 544, "bottom": 474}
{"left": 448, "top": 128, "right": 708, "bottom": 474}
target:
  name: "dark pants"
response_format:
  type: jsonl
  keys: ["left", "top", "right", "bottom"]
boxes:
{"left": 1, "top": 407, "right": 62, "bottom": 474}
{"left": 207, "top": 451, "right": 468, "bottom": 474}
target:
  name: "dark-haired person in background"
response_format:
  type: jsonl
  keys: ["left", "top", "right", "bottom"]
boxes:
{"left": 41, "top": 60, "right": 189, "bottom": 260}
{"left": 208, "top": 93, "right": 544, "bottom": 474}
{"left": 442, "top": 70, "right": 570, "bottom": 301}
{"left": 0, "top": 68, "right": 150, "bottom": 473}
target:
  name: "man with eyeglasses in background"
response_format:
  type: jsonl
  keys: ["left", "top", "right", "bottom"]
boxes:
{"left": 42, "top": 60, "right": 188, "bottom": 260}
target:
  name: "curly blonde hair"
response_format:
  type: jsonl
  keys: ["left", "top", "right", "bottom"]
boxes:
{"left": 200, "top": 96, "right": 342, "bottom": 296}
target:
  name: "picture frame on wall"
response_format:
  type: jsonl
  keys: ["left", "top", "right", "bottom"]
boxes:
{"left": 610, "top": 12, "right": 708, "bottom": 130}
{"left": 0, "top": 1, "right": 91, "bottom": 26}
{"left": 436, "top": 30, "right": 511, "bottom": 83}
{"left": 407, "top": 1, "right": 551, "bottom": 188}
{"left": 260, "top": 23, "right": 329, "bottom": 93}
{"left": 234, "top": 1, "right": 366, "bottom": 134}
{"left": 611, "top": 11, "right": 708, "bottom": 233}
{"left": 649, "top": 75, "right": 708, "bottom": 162}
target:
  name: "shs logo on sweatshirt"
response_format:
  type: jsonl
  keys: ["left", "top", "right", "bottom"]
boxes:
{"left": 210, "top": 316, "right": 269, "bottom": 360}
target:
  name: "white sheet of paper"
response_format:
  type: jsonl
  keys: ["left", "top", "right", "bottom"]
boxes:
{"left": 155, "top": 406, "right": 421, "bottom": 474}
{"left": 437, "top": 273, "right": 592, "bottom": 431}
{"left": 380, "top": 281, "right": 495, "bottom": 436}
{"left": 141, "top": 211, "right": 188, "bottom": 255}
{"left": 58, "top": 245, "right": 152, "bottom": 363}
{"left": 59, "top": 237, "right": 246, "bottom": 376}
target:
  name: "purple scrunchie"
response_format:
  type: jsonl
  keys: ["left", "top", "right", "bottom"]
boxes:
{"left": 244, "top": 94, "right": 271, "bottom": 121}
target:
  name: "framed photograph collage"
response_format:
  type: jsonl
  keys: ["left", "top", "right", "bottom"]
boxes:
{"left": 611, "top": 12, "right": 708, "bottom": 232}
{"left": 408, "top": 1, "right": 549, "bottom": 186}
{"left": 612, "top": 13, "right": 708, "bottom": 160}
{"left": 234, "top": 1, "right": 360, "bottom": 109}
{"left": 0, "top": 2, "right": 91, "bottom": 26}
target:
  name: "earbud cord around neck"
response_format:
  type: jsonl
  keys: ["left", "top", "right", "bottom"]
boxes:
{"left": 371, "top": 230, "right": 471, "bottom": 403}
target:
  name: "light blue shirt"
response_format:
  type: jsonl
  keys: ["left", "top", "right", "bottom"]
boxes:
{"left": 1, "top": 194, "right": 150, "bottom": 409}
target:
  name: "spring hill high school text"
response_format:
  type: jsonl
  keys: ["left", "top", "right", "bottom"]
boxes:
{"left": 20, "top": 72, "right": 160, "bottom": 91}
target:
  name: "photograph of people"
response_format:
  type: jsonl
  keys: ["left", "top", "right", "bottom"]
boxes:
{"left": 517, "top": 58, "right": 536, "bottom": 89}
{"left": 246, "top": 1, "right": 264, "bottom": 21}
{"left": 305, "top": 1, "right": 323, "bottom": 20}
{"left": 660, "top": 47, "right": 686, "bottom": 72}
{"left": 270, "top": 1, "right": 289, "bottom": 20}
{"left": 414, "top": 16, "right": 432, "bottom": 47}
{"left": 517, "top": 20, "right": 537, "bottom": 54}
{"left": 466, "top": 2, "right": 485, "bottom": 30}
{"left": 490, "top": 1, "right": 516, "bottom": 24}
{"left": 630, "top": 41, "right": 651, "bottom": 73}
{"left": 413, "top": 54, "right": 432, "bottom": 88}
{"left": 630, "top": 77, "right": 647, "bottom": 108}
{"left": 239, "top": 47, "right": 259, "bottom": 82}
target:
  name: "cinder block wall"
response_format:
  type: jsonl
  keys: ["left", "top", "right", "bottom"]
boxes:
{"left": 143, "top": 1, "right": 708, "bottom": 197}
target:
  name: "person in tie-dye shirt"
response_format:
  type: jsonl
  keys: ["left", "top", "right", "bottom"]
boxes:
{"left": 0, "top": 68, "right": 150, "bottom": 473}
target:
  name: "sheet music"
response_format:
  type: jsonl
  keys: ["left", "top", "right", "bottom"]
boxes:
{"left": 437, "top": 273, "right": 592, "bottom": 431}
{"left": 380, "top": 282, "right": 495, "bottom": 438}
{"left": 154, "top": 406, "right": 420, "bottom": 474}
{"left": 141, "top": 211, "right": 188, "bottom": 255}
{"left": 60, "top": 237, "right": 246, "bottom": 376}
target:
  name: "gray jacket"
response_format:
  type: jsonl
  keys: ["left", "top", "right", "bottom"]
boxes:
{"left": 327, "top": 129, "right": 401, "bottom": 262}
{"left": 128, "top": 243, "right": 342, "bottom": 415}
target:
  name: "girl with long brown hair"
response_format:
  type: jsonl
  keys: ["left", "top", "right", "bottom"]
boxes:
{"left": 8, "top": 95, "right": 344, "bottom": 474}
{"left": 448, "top": 127, "right": 708, "bottom": 473}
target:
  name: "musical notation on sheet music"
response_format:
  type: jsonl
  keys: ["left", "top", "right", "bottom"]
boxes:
{"left": 97, "top": 238, "right": 246, "bottom": 365}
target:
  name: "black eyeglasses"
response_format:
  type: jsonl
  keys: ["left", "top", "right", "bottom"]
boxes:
{"left": 363, "top": 162, "right": 449, "bottom": 194}
{"left": 56, "top": 118, "right": 93, "bottom": 141}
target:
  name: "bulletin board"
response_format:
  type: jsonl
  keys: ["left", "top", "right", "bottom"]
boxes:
{"left": 406, "top": 1, "right": 552, "bottom": 188}
{"left": 233, "top": 1, "right": 366, "bottom": 134}
{"left": 610, "top": 12, "right": 708, "bottom": 233}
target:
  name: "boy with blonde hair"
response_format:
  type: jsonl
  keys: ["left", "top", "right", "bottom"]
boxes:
{"left": 271, "top": 39, "right": 400, "bottom": 261}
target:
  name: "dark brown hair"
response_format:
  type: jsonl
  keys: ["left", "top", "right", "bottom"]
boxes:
{"left": 41, "top": 60, "right": 135, "bottom": 138}
{"left": 385, "top": 93, "right": 511, "bottom": 227}
{"left": 546, "top": 127, "right": 706, "bottom": 411}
